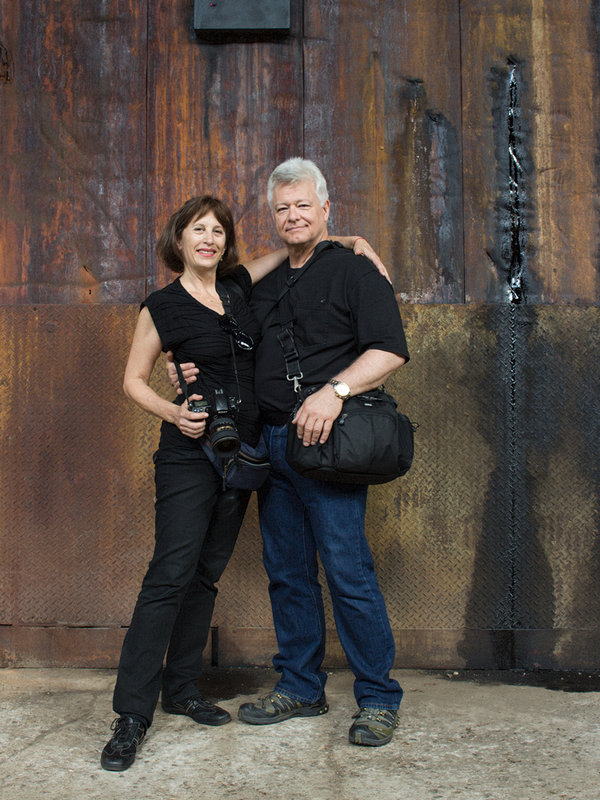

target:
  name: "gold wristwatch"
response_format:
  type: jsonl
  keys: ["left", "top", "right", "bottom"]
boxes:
{"left": 328, "top": 379, "right": 351, "bottom": 400}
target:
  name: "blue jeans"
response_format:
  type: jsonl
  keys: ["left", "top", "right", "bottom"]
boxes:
{"left": 258, "top": 424, "right": 402, "bottom": 710}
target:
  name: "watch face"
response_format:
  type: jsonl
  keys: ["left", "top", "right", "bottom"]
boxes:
{"left": 332, "top": 381, "right": 350, "bottom": 398}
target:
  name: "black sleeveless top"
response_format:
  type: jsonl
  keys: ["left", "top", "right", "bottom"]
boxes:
{"left": 142, "top": 267, "right": 261, "bottom": 448}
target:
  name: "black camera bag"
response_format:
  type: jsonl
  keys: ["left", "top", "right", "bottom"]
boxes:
{"left": 286, "top": 388, "right": 414, "bottom": 485}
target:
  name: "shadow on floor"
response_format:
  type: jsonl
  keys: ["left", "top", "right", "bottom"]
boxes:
{"left": 433, "top": 668, "right": 600, "bottom": 692}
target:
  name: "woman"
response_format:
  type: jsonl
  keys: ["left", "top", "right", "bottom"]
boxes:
{"left": 100, "top": 195, "right": 379, "bottom": 771}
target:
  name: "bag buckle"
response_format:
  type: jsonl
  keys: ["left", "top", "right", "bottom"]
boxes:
{"left": 286, "top": 372, "right": 303, "bottom": 393}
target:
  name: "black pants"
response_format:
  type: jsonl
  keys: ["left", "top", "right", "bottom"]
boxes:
{"left": 112, "top": 446, "right": 250, "bottom": 725}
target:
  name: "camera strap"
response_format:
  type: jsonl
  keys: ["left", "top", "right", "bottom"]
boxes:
{"left": 216, "top": 286, "right": 243, "bottom": 408}
{"left": 174, "top": 361, "right": 191, "bottom": 402}
{"left": 174, "top": 287, "right": 243, "bottom": 409}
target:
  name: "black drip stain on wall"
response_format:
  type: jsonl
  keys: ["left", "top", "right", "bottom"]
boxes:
{"left": 458, "top": 305, "right": 556, "bottom": 669}
{"left": 457, "top": 56, "right": 600, "bottom": 667}
{"left": 487, "top": 58, "right": 536, "bottom": 303}
{"left": 393, "top": 77, "right": 463, "bottom": 302}
{"left": 457, "top": 61, "right": 560, "bottom": 668}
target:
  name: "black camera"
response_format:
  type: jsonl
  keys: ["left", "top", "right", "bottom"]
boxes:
{"left": 188, "top": 388, "right": 240, "bottom": 457}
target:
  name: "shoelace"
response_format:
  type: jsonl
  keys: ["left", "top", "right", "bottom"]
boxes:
{"left": 354, "top": 708, "right": 398, "bottom": 727}
{"left": 260, "top": 692, "right": 299, "bottom": 712}
{"left": 182, "top": 696, "right": 214, "bottom": 711}
{"left": 109, "top": 717, "right": 145, "bottom": 747}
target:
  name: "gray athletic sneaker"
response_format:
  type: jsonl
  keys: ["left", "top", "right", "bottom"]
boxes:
{"left": 238, "top": 690, "right": 329, "bottom": 725}
{"left": 348, "top": 707, "right": 399, "bottom": 746}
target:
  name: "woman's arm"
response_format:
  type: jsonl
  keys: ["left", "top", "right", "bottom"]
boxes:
{"left": 167, "top": 236, "right": 389, "bottom": 391}
{"left": 244, "top": 248, "right": 289, "bottom": 285}
{"left": 124, "top": 308, "right": 207, "bottom": 439}
{"left": 243, "top": 237, "right": 389, "bottom": 286}
{"left": 331, "top": 236, "right": 390, "bottom": 282}
{"left": 293, "top": 348, "right": 406, "bottom": 447}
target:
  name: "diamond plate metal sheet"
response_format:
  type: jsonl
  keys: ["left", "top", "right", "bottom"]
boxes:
{"left": 1, "top": 304, "right": 599, "bottom": 669}
{"left": 0, "top": 306, "right": 158, "bottom": 626}
{"left": 212, "top": 304, "right": 600, "bottom": 669}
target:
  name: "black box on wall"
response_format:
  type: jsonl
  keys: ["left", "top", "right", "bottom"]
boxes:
{"left": 194, "top": 0, "right": 291, "bottom": 33}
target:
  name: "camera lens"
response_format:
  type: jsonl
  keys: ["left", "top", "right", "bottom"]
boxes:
{"left": 210, "top": 417, "right": 241, "bottom": 457}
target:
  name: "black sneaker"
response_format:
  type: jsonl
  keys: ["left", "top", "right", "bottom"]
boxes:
{"left": 348, "top": 707, "right": 399, "bottom": 747}
{"left": 100, "top": 715, "right": 147, "bottom": 771}
{"left": 161, "top": 695, "right": 231, "bottom": 726}
{"left": 238, "top": 690, "right": 328, "bottom": 725}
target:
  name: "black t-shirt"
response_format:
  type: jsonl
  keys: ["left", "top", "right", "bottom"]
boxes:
{"left": 142, "top": 268, "right": 261, "bottom": 448}
{"left": 250, "top": 241, "right": 410, "bottom": 423}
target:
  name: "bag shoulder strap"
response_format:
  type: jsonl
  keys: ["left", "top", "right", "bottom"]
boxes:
{"left": 274, "top": 240, "right": 339, "bottom": 392}
{"left": 274, "top": 239, "right": 338, "bottom": 310}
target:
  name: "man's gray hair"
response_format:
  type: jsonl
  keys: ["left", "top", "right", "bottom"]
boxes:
{"left": 267, "top": 157, "right": 329, "bottom": 209}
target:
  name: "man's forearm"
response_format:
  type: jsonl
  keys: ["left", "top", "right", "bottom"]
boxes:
{"left": 292, "top": 349, "right": 406, "bottom": 446}
{"left": 332, "top": 349, "right": 406, "bottom": 396}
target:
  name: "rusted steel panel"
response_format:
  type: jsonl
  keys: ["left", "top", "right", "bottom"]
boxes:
{"left": 0, "top": 626, "right": 128, "bottom": 668}
{"left": 1, "top": 0, "right": 600, "bottom": 673}
{"left": 521, "top": 306, "right": 600, "bottom": 667}
{"left": 0, "top": 303, "right": 264, "bottom": 630}
{"left": 0, "top": 305, "right": 158, "bottom": 625}
{"left": 184, "top": 303, "right": 600, "bottom": 669}
{"left": 147, "top": 1, "right": 304, "bottom": 291}
{"left": 379, "top": 305, "right": 502, "bottom": 640}
{"left": 448, "top": 305, "right": 600, "bottom": 668}
{"left": 3, "top": 0, "right": 598, "bottom": 306}
{"left": 302, "top": 0, "right": 464, "bottom": 301}
{"left": 461, "top": 0, "right": 600, "bottom": 304}
{"left": 4, "top": 625, "right": 600, "bottom": 671}
{"left": 0, "top": 1, "right": 148, "bottom": 304}
{"left": 1, "top": 305, "right": 599, "bottom": 669}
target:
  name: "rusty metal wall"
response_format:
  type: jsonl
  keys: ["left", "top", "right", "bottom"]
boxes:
{"left": 0, "top": 304, "right": 598, "bottom": 669}
{"left": 461, "top": 0, "right": 600, "bottom": 304}
{"left": 217, "top": 303, "right": 600, "bottom": 670}
{"left": 0, "top": 0, "right": 148, "bottom": 303}
{"left": 2, "top": 1, "right": 599, "bottom": 303}
{"left": 1, "top": 1, "right": 599, "bottom": 669}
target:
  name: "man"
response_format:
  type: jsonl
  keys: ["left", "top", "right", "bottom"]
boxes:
{"left": 236, "top": 158, "right": 409, "bottom": 747}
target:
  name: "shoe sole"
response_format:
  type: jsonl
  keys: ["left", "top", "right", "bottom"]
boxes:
{"left": 349, "top": 732, "right": 393, "bottom": 746}
{"left": 237, "top": 703, "right": 329, "bottom": 725}
{"left": 100, "top": 757, "right": 136, "bottom": 771}
{"left": 161, "top": 704, "right": 232, "bottom": 726}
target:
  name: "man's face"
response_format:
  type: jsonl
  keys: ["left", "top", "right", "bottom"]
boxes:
{"left": 271, "top": 180, "right": 330, "bottom": 249}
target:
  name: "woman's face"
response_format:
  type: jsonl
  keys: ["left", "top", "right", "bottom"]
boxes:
{"left": 177, "top": 211, "right": 227, "bottom": 273}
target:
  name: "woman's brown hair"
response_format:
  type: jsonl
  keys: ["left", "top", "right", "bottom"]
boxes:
{"left": 156, "top": 195, "right": 239, "bottom": 278}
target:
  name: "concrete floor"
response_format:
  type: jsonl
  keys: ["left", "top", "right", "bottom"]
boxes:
{"left": 1, "top": 667, "right": 599, "bottom": 800}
